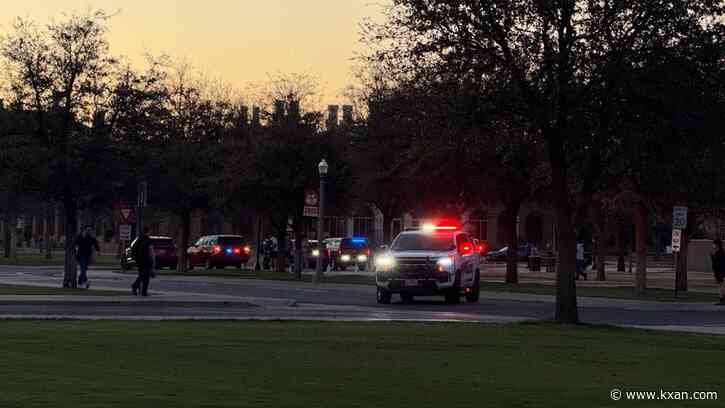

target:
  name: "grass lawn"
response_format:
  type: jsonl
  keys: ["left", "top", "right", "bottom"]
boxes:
{"left": 0, "top": 253, "right": 118, "bottom": 267}
{"left": 0, "top": 321, "right": 722, "bottom": 407}
{"left": 481, "top": 281, "right": 719, "bottom": 303}
{"left": 0, "top": 284, "right": 123, "bottom": 296}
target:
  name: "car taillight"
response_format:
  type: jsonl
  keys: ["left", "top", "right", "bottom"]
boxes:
{"left": 212, "top": 245, "right": 221, "bottom": 254}
{"left": 366, "top": 248, "right": 371, "bottom": 256}
{"left": 459, "top": 243, "right": 473, "bottom": 255}
{"left": 243, "top": 245, "right": 251, "bottom": 254}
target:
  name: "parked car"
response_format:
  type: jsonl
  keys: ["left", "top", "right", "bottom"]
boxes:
{"left": 485, "top": 243, "right": 532, "bottom": 262}
{"left": 325, "top": 236, "right": 371, "bottom": 271}
{"left": 187, "top": 235, "right": 251, "bottom": 270}
{"left": 121, "top": 236, "right": 178, "bottom": 271}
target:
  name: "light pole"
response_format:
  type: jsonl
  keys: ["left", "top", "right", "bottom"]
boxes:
{"left": 314, "top": 158, "right": 329, "bottom": 282}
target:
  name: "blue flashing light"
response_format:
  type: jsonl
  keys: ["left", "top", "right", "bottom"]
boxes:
{"left": 225, "top": 248, "right": 233, "bottom": 254}
{"left": 352, "top": 237, "right": 367, "bottom": 244}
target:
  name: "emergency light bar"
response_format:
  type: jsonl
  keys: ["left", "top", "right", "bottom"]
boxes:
{"left": 422, "top": 222, "right": 459, "bottom": 232}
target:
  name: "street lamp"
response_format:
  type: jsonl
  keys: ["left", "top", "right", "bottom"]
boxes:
{"left": 314, "top": 159, "right": 328, "bottom": 282}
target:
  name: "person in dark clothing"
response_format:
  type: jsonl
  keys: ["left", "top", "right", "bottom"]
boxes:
{"left": 132, "top": 228, "right": 156, "bottom": 296}
{"left": 75, "top": 227, "right": 100, "bottom": 288}
{"left": 711, "top": 239, "right": 725, "bottom": 305}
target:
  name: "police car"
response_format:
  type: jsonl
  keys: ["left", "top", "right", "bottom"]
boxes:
{"left": 375, "top": 222, "right": 481, "bottom": 304}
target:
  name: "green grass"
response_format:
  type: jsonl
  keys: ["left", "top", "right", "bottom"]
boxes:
{"left": 0, "top": 321, "right": 722, "bottom": 407}
{"left": 481, "top": 281, "right": 718, "bottom": 302}
{"left": 0, "top": 284, "right": 123, "bottom": 296}
{"left": 0, "top": 253, "right": 118, "bottom": 267}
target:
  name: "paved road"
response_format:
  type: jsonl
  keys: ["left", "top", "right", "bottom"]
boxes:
{"left": 2, "top": 265, "right": 725, "bottom": 333}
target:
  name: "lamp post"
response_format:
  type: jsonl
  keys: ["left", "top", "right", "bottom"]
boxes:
{"left": 314, "top": 158, "right": 329, "bottom": 282}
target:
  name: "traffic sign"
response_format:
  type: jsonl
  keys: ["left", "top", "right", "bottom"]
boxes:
{"left": 119, "top": 207, "right": 134, "bottom": 223}
{"left": 303, "top": 206, "right": 319, "bottom": 218}
{"left": 304, "top": 189, "right": 319, "bottom": 207}
{"left": 671, "top": 229, "right": 682, "bottom": 252}
{"left": 673, "top": 206, "right": 688, "bottom": 229}
{"left": 119, "top": 225, "right": 132, "bottom": 241}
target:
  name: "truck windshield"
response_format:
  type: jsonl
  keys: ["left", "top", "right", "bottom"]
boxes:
{"left": 391, "top": 233, "right": 455, "bottom": 251}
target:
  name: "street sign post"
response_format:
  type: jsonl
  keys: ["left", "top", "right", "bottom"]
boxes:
{"left": 303, "top": 206, "right": 319, "bottom": 217}
{"left": 303, "top": 189, "right": 319, "bottom": 218}
{"left": 119, "top": 225, "right": 132, "bottom": 241}
{"left": 673, "top": 206, "right": 688, "bottom": 229}
{"left": 671, "top": 229, "right": 682, "bottom": 252}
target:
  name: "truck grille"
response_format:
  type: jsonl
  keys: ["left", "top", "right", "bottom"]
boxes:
{"left": 395, "top": 257, "right": 437, "bottom": 278}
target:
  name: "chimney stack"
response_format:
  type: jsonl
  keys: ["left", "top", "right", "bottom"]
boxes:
{"left": 252, "top": 106, "right": 260, "bottom": 127}
{"left": 273, "top": 100, "right": 285, "bottom": 124}
{"left": 239, "top": 105, "right": 249, "bottom": 127}
{"left": 327, "top": 105, "right": 339, "bottom": 130}
{"left": 342, "top": 105, "right": 353, "bottom": 126}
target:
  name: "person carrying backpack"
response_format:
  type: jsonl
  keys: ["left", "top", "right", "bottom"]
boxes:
{"left": 131, "top": 227, "right": 156, "bottom": 296}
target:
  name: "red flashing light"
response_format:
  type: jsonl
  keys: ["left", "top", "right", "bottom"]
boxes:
{"left": 233, "top": 248, "right": 242, "bottom": 254}
{"left": 212, "top": 245, "right": 222, "bottom": 254}
{"left": 459, "top": 242, "right": 474, "bottom": 255}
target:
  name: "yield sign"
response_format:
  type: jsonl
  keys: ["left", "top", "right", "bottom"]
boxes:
{"left": 120, "top": 208, "right": 133, "bottom": 222}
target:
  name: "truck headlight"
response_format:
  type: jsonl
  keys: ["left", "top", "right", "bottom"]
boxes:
{"left": 436, "top": 257, "right": 453, "bottom": 272}
{"left": 357, "top": 254, "right": 368, "bottom": 262}
{"left": 341, "top": 254, "right": 351, "bottom": 262}
{"left": 311, "top": 249, "right": 320, "bottom": 257}
{"left": 375, "top": 255, "right": 396, "bottom": 271}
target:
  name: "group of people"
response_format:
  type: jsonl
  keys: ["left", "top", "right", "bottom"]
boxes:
{"left": 73, "top": 226, "right": 155, "bottom": 296}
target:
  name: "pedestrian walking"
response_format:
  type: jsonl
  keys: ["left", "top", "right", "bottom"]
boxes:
{"left": 74, "top": 226, "right": 100, "bottom": 288}
{"left": 576, "top": 241, "right": 587, "bottom": 280}
{"left": 710, "top": 239, "right": 725, "bottom": 305}
{"left": 131, "top": 227, "right": 156, "bottom": 296}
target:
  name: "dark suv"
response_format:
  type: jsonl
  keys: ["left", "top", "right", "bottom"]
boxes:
{"left": 326, "top": 237, "right": 371, "bottom": 271}
{"left": 121, "top": 236, "right": 178, "bottom": 271}
{"left": 187, "top": 235, "right": 251, "bottom": 269}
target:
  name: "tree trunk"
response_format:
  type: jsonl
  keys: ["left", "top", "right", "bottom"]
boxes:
{"left": 44, "top": 204, "right": 52, "bottom": 260}
{"left": 504, "top": 201, "right": 521, "bottom": 284}
{"left": 179, "top": 210, "right": 191, "bottom": 273}
{"left": 294, "top": 227, "right": 303, "bottom": 280}
{"left": 62, "top": 197, "right": 78, "bottom": 288}
{"left": 592, "top": 201, "right": 606, "bottom": 281}
{"left": 549, "top": 143, "right": 578, "bottom": 323}
{"left": 634, "top": 203, "right": 648, "bottom": 296}
{"left": 617, "top": 221, "right": 626, "bottom": 272}
{"left": 3, "top": 215, "right": 10, "bottom": 258}
{"left": 275, "top": 226, "right": 287, "bottom": 274}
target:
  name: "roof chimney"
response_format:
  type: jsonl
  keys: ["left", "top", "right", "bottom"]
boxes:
{"left": 327, "top": 105, "right": 339, "bottom": 130}
{"left": 342, "top": 105, "right": 353, "bottom": 126}
{"left": 252, "top": 106, "right": 260, "bottom": 127}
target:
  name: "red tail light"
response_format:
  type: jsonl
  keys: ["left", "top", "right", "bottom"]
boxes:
{"left": 366, "top": 248, "right": 371, "bottom": 256}
{"left": 458, "top": 242, "right": 474, "bottom": 255}
{"left": 233, "top": 247, "right": 241, "bottom": 254}
{"left": 212, "top": 245, "right": 221, "bottom": 254}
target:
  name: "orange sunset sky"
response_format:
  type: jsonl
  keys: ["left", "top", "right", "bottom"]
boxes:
{"left": 2, "top": 0, "right": 388, "bottom": 104}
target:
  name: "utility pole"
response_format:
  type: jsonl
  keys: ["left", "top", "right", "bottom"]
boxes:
{"left": 314, "top": 159, "right": 329, "bottom": 283}
{"left": 137, "top": 181, "right": 147, "bottom": 236}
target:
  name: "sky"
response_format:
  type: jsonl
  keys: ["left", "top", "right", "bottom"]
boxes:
{"left": 1, "top": 0, "right": 388, "bottom": 104}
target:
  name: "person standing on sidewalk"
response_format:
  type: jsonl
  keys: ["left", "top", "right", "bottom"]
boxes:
{"left": 132, "top": 227, "right": 155, "bottom": 296}
{"left": 74, "top": 226, "right": 100, "bottom": 288}
{"left": 710, "top": 239, "right": 725, "bottom": 305}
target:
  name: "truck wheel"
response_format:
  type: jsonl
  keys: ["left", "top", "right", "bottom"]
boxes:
{"left": 445, "top": 272, "right": 461, "bottom": 304}
{"left": 401, "top": 292, "right": 414, "bottom": 304}
{"left": 377, "top": 287, "right": 392, "bottom": 304}
{"left": 465, "top": 270, "right": 480, "bottom": 303}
